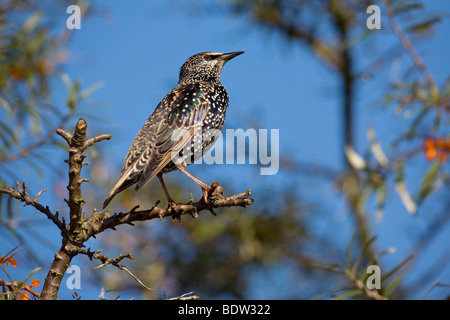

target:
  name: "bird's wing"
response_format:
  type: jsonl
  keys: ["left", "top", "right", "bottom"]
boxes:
{"left": 136, "top": 82, "right": 210, "bottom": 191}
{"left": 103, "top": 82, "right": 209, "bottom": 208}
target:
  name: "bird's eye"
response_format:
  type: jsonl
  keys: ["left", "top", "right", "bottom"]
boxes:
{"left": 203, "top": 55, "right": 213, "bottom": 61}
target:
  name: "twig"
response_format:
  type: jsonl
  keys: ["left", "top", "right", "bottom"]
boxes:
{"left": 0, "top": 184, "right": 66, "bottom": 234}
{"left": 386, "top": 4, "right": 439, "bottom": 94}
{"left": 82, "top": 134, "right": 112, "bottom": 151}
{"left": 166, "top": 291, "right": 199, "bottom": 300}
{"left": 85, "top": 184, "right": 253, "bottom": 237}
{"left": 55, "top": 128, "right": 73, "bottom": 144}
{"left": 421, "top": 281, "right": 450, "bottom": 300}
{"left": 77, "top": 248, "right": 153, "bottom": 290}
{"left": 77, "top": 248, "right": 133, "bottom": 267}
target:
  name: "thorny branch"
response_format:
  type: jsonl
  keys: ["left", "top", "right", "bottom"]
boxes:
{"left": 86, "top": 183, "right": 253, "bottom": 238}
{"left": 76, "top": 248, "right": 153, "bottom": 290}
{"left": 0, "top": 182, "right": 66, "bottom": 234}
{"left": 0, "top": 118, "right": 254, "bottom": 299}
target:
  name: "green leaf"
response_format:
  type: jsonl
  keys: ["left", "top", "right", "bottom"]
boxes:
{"left": 383, "top": 275, "right": 401, "bottom": 298}
{"left": 375, "top": 182, "right": 387, "bottom": 221}
{"left": 415, "top": 161, "right": 440, "bottom": 205}
{"left": 332, "top": 289, "right": 362, "bottom": 300}
{"left": 381, "top": 255, "right": 413, "bottom": 282}
{"left": 346, "top": 232, "right": 357, "bottom": 268}
{"left": 407, "top": 17, "right": 441, "bottom": 33}
{"left": 351, "top": 236, "right": 377, "bottom": 274}
{"left": 79, "top": 81, "right": 105, "bottom": 100}
{"left": 392, "top": 1, "right": 423, "bottom": 15}
{"left": 22, "top": 11, "right": 43, "bottom": 32}
{"left": 18, "top": 267, "right": 41, "bottom": 290}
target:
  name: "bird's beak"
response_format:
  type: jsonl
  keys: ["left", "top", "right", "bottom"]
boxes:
{"left": 219, "top": 51, "right": 245, "bottom": 62}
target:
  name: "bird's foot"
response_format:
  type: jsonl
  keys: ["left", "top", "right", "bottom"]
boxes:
{"left": 201, "top": 182, "right": 225, "bottom": 210}
{"left": 167, "top": 199, "right": 182, "bottom": 221}
{"left": 207, "top": 182, "right": 225, "bottom": 201}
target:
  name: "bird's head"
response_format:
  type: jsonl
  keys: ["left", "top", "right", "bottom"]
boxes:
{"left": 179, "top": 51, "right": 244, "bottom": 84}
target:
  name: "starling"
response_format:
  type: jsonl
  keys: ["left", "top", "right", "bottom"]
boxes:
{"left": 103, "top": 51, "right": 244, "bottom": 209}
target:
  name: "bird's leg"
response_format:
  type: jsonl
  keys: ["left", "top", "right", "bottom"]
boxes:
{"left": 157, "top": 173, "right": 176, "bottom": 207}
{"left": 176, "top": 165, "right": 209, "bottom": 203}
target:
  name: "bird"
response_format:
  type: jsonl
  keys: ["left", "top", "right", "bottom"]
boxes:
{"left": 103, "top": 51, "right": 244, "bottom": 209}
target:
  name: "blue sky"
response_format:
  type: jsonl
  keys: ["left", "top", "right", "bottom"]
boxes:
{"left": 2, "top": 0, "right": 449, "bottom": 299}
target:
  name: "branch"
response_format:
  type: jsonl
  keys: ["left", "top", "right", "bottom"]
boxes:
{"left": 84, "top": 183, "right": 253, "bottom": 237}
{"left": 56, "top": 118, "right": 111, "bottom": 241}
{"left": 1, "top": 118, "right": 254, "bottom": 299}
{"left": 166, "top": 291, "right": 199, "bottom": 300}
{"left": 77, "top": 248, "right": 133, "bottom": 267}
{"left": 82, "top": 133, "right": 112, "bottom": 151}
{"left": 0, "top": 182, "right": 66, "bottom": 234}
{"left": 40, "top": 118, "right": 112, "bottom": 300}
{"left": 386, "top": 4, "right": 439, "bottom": 94}
{"left": 77, "top": 248, "right": 153, "bottom": 290}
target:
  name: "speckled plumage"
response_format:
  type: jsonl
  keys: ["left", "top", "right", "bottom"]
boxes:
{"left": 103, "top": 51, "right": 244, "bottom": 208}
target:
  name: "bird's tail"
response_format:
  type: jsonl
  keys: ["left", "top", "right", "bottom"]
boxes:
{"left": 102, "top": 174, "right": 137, "bottom": 209}
{"left": 102, "top": 191, "right": 116, "bottom": 209}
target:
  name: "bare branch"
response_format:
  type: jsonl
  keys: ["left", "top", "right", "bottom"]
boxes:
{"left": 55, "top": 128, "right": 73, "bottom": 144}
{"left": 85, "top": 183, "right": 253, "bottom": 237}
{"left": 77, "top": 248, "right": 153, "bottom": 290}
{"left": 0, "top": 184, "right": 66, "bottom": 234}
{"left": 82, "top": 133, "right": 112, "bottom": 151}
{"left": 41, "top": 118, "right": 111, "bottom": 300}
{"left": 166, "top": 291, "right": 199, "bottom": 300}
{"left": 77, "top": 248, "right": 133, "bottom": 266}
{"left": 2, "top": 118, "right": 254, "bottom": 299}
